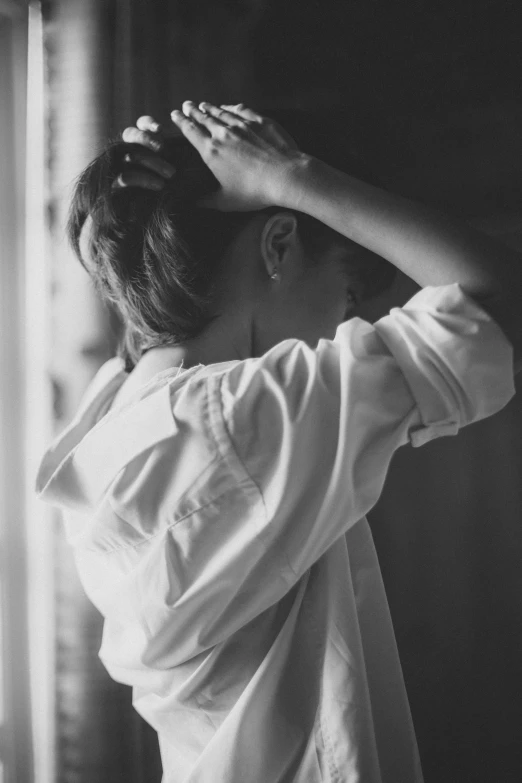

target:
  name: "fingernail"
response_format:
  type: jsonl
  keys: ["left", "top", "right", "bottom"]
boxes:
{"left": 162, "top": 163, "right": 176, "bottom": 178}
{"left": 150, "top": 140, "right": 162, "bottom": 151}
{"left": 150, "top": 122, "right": 160, "bottom": 132}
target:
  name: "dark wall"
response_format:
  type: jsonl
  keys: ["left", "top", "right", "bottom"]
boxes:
{"left": 102, "top": 0, "right": 522, "bottom": 216}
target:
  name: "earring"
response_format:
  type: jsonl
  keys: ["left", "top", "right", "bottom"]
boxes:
{"left": 270, "top": 271, "right": 280, "bottom": 281}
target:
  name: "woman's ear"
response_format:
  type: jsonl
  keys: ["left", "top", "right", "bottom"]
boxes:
{"left": 259, "top": 212, "right": 299, "bottom": 279}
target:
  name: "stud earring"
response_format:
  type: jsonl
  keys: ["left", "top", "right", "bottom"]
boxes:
{"left": 270, "top": 271, "right": 280, "bottom": 281}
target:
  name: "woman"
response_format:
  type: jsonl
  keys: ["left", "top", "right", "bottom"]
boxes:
{"left": 37, "top": 102, "right": 520, "bottom": 783}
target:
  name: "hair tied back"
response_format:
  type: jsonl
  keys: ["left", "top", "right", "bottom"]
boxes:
{"left": 158, "top": 134, "right": 221, "bottom": 204}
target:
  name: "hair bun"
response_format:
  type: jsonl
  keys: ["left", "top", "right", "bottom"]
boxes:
{"left": 143, "top": 134, "right": 221, "bottom": 203}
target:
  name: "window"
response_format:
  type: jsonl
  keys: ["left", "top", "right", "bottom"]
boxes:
{"left": 0, "top": 2, "right": 54, "bottom": 782}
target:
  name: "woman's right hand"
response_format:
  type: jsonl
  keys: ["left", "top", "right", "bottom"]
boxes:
{"left": 120, "top": 103, "right": 307, "bottom": 211}
{"left": 118, "top": 116, "right": 175, "bottom": 191}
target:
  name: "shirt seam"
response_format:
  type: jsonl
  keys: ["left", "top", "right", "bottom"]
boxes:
{"left": 92, "top": 479, "right": 250, "bottom": 556}
{"left": 205, "top": 372, "right": 265, "bottom": 507}
{"left": 205, "top": 372, "right": 298, "bottom": 583}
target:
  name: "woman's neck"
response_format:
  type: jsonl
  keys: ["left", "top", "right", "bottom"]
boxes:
{"left": 135, "top": 326, "right": 252, "bottom": 375}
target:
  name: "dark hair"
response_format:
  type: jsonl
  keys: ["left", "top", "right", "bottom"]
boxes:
{"left": 68, "top": 131, "right": 396, "bottom": 372}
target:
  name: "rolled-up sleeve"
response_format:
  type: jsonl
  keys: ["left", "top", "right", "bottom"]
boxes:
{"left": 208, "top": 282, "right": 515, "bottom": 580}
{"left": 373, "top": 282, "right": 516, "bottom": 447}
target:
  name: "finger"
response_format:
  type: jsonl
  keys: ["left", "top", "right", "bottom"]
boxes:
{"left": 221, "top": 106, "right": 297, "bottom": 150}
{"left": 136, "top": 115, "right": 162, "bottom": 133}
{"left": 170, "top": 109, "right": 208, "bottom": 148}
{"left": 112, "top": 169, "right": 165, "bottom": 191}
{"left": 121, "top": 126, "right": 163, "bottom": 152}
{"left": 123, "top": 150, "right": 175, "bottom": 179}
{"left": 220, "top": 103, "right": 264, "bottom": 123}
{"left": 264, "top": 119, "right": 298, "bottom": 150}
{"left": 182, "top": 100, "right": 224, "bottom": 132}
{"left": 199, "top": 102, "right": 248, "bottom": 128}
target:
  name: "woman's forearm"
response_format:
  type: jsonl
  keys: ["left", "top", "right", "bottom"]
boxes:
{"left": 281, "top": 154, "right": 522, "bottom": 370}
{"left": 282, "top": 156, "right": 520, "bottom": 297}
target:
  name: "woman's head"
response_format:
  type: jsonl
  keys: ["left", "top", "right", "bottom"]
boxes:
{"left": 68, "top": 133, "right": 396, "bottom": 370}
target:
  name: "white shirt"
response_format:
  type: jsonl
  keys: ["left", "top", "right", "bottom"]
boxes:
{"left": 36, "top": 283, "right": 516, "bottom": 783}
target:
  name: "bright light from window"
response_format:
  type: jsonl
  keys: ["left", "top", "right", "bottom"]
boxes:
{"left": 25, "top": 3, "right": 55, "bottom": 783}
